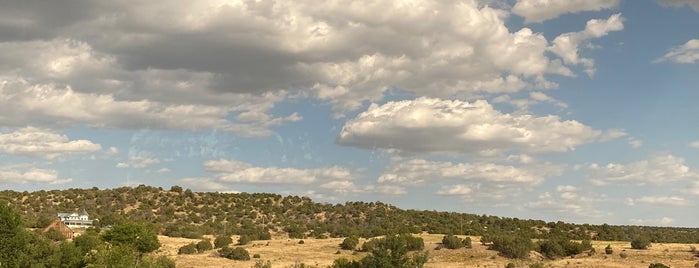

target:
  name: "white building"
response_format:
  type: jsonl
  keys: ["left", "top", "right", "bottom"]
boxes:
{"left": 57, "top": 208, "right": 93, "bottom": 227}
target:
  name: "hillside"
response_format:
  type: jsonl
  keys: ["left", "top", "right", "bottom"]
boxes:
{"left": 2, "top": 185, "right": 699, "bottom": 244}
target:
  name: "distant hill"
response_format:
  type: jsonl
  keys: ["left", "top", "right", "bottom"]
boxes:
{"left": 2, "top": 184, "right": 698, "bottom": 243}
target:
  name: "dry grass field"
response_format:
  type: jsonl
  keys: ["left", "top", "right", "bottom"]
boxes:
{"left": 155, "top": 234, "right": 699, "bottom": 268}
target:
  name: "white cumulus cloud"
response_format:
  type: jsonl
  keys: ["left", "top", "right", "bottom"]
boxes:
{"left": 0, "top": 165, "right": 71, "bottom": 185}
{"left": 633, "top": 196, "right": 689, "bottom": 206}
{"left": 204, "top": 159, "right": 353, "bottom": 184}
{"left": 589, "top": 154, "right": 699, "bottom": 185}
{"left": 0, "top": 127, "right": 101, "bottom": 159}
{"left": 338, "top": 97, "right": 604, "bottom": 154}
{"left": 549, "top": 14, "right": 625, "bottom": 76}
{"left": 512, "top": 0, "right": 621, "bottom": 23}
{"left": 655, "top": 39, "right": 699, "bottom": 64}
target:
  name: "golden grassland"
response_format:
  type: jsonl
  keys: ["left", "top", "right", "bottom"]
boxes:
{"left": 154, "top": 234, "right": 699, "bottom": 268}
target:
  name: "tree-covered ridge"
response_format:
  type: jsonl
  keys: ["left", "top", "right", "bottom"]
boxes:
{"left": 2, "top": 185, "right": 699, "bottom": 244}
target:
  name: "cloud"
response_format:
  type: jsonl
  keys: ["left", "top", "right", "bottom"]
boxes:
{"left": 378, "top": 159, "right": 553, "bottom": 186}
{"left": 629, "top": 217, "right": 675, "bottom": 226}
{"left": 0, "top": 1, "right": 623, "bottom": 117}
{"left": 655, "top": 39, "right": 699, "bottom": 64}
{"left": 632, "top": 196, "right": 689, "bottom": 206}
{"left": 0, "top": 165, "right": 71, "bottom": 184}
{"left": 589, "top": 154, "right": 699, "bottom": 185}
{"left": 204, "top": 159, "right": 353, "bottom": 184}
{"left": 179, "top": 177, "right": 233, "bottom": 192}
{"left": 116, "top": 156, "right": 161, "bottom": 169}
{"left": 658, "top": 0, "right": 699, "bottom": 12}
{"left": 549, "top": 14, "right": 625, "bottom": 76}
{"left": 0, "top": 76, "right": 299, "bottom": 137}
{"left": 691, "top": 141, "right": 699, "bottom": 148}
{"left": 0, "top": 127, "right": 101, "bottom": 159}
{"left": 437, "top": 185, "right": 473, "bottom": 195}
{"left": 512, "top": 0, "right": 620, "bottom": 23}
{"left": 525, "top": 184, "right": 609, "bottom": 218}
{"left": 338, "top": 97, "right": 604, "bottom": 154}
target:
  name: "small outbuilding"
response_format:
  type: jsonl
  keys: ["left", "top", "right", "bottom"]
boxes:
{"left": 43, "top": 218, "right": 74, "bottom": 239}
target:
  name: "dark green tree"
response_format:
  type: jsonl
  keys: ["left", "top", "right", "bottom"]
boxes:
{"left": 102, "top": 222, "right": 160, "bottom": 254}
{"left": 340, "top": 236, "right": 359, "bottom": 250}
{"left": 631, "top": 237, "right": 651, "bottom": 249}
{"left": 214, "top": 236, "right": 233, "bottom": 248}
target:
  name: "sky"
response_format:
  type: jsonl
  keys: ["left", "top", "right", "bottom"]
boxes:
{"left": 0, "top": 0, "right": 698, "bottom": 227}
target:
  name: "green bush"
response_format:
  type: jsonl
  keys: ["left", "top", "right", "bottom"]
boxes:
{"left": 648, "top": 263, "right": 669, "bottom": 268}
{"left": 238, "top": 235, "right": 251, "bottom": 245}
{"left": 505, "top": 263, "right": 516, "bottom": 268}
{"left": 536, "top": 237, "right": 591, "bottom": 259}
{"left": 219, "top": 246, "right": 250, "bottom": 260}
{"left": 196, "top": 240, "right": 213, "bottom": 252}
{"left": 605, "top": 244, "right": 613, "bottom": 254}
{"left": 442, "top": 234, "right": 463, "bottom": 249}
{"left": 299, "top": 239, "right": 305, "bottom": 244}
{"left": 253, "top": 253, "right": 261, "bottom": 258}
{"left": 488, "top": 234, "right": 532, "bottom": 259}
{"left": 178, "top": 243, "right": 198, "bottom": 255}
{"left": 214, "top": 236, "right": 233, "bottom": 248}
{"left": 102, "top": 222, "right": 160, "bottom": 253}
{"left": 631, "top": 237, "right": 651, "bottom": 249}
{"left": 340, "top": 236, "right": 359, "bottom": 250}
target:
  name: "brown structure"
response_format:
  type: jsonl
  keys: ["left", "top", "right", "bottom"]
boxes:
{"left": 43, "top": 218, "right": 74, "bottom": 239}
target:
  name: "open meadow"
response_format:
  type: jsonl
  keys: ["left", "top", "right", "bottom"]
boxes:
{"left": 155, "top": 234, "right": 699, "bottom": 268}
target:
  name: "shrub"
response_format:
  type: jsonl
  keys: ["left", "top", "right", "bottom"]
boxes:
{"left": 506, "top": 263, "right": 516, "bottom": 268}
{"left": 219, "top": 247, "right": 250, "bottom": 260}
{"left": 464, "top": 237, "right": 472, "bottom": 248}
{"left": 214, "top": 236, "right": 233, "bottom": 248}
{"left": 648, "top": 263, "right": 669, "bottom": 268}
{"left": 605, "top": 244, "right": 613, "bottom": 254}
{"left": 529, "top": 263, "right": 544, "bottom": 268}
{"left": 140, "top": 255, "right": 177, "bottom": 268}
{"left": 238, "top": 235, "right": 251, "bottom": 245}
{"left": 178, "top": 243, "right": 198, "bottom": 255}
{"left": 619, "top": 252, "right": 628, "bottom": 259}
{"left": 631, "top": 237, "right": 651, "bottom": 250}
{"left": 442, "top": 234, "right": 464, "bottom": 249}
{"left": 298, "top": 239, "right": 305, "bottom": 244}
{"left": 253, "top": 253, "right": 261, "bottom": 258}
{"left": 488, "top": 234, "right": 532, "bottom": 259}
{"left": 253, "top": 260, "right": 272, "bottom": 268}
{"left": 340, "top": 236, "right": 359, "bottom": 250}
{"left": 196, "top": 240, "right": 213, "bottom": 252}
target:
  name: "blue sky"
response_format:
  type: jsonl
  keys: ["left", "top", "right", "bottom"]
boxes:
{"left": 1, "top": 0, "right": 698, "bottom": 227}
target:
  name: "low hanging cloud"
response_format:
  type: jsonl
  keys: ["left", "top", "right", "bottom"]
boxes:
{"left": 338, "top": 97, "right": 605, "bottom": 154}
{"left": 525, "top": 185, "right": 609, "bottom": 218}
{"left": 203, "top": 159, "right": 353, "bottom": 184}
{"left": 512, "top": 0, "right": 620, "bottom": 23}
{"left": 655, "top": 39, "right": 699, "bottom": 64}
{"left": 378, "top": 159, "right": 553, "bottom": 186}
{"left": 589, "top": 154, "right": 699, "bottom": 185}
{"left": 116, "top": 156, "right": 161, "bottom": 169}
{"left": 0, "top": 77, "right": 299, "bottom": 137}
{"left": 0, "top": 127, "right": 101, "bottom": 159}
{"left": 631, "top": 196, "right": 689, "bottom": 206}
{"left": 0, "top": 165, "right": 71, "bottom": 185}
